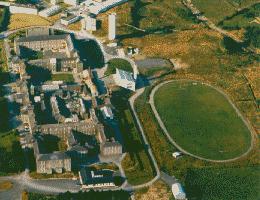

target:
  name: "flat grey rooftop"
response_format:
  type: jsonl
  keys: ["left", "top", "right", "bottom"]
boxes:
{"left": 17, "top": 34, "right": 69, "bottom": 43}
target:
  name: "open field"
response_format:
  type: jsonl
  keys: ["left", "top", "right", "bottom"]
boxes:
{"left": 154, "top": 81, "right": 252, "bottom": 160}
{"left": 123, "top": 27, "right": 259, "bottom": 125}
{"left": 111, "top": 89, "right": 155, "bottom": 185}
{"left": 219, "top": 3, "right": 260, "bottom": 29}
{"left": 137, "top": 0, "right": 197, "bottom": 30}
{"left": 185, "top": 166, "right": 260, "bottom": 200}
{"left": 105, "top": 58, "right": 132, "bottom": 76}
{"left": 135, "top": 85, "right": 260, "bottom": 197}
{"left": 134, "top": 181, "right": 171, "bottom": 200}
{"left": 192, "top": 0, "right": 259, "bottom": 24}
{"left": 8, "top": 14, "right": 52, "bottom": 30}
{"left": 244, "top": 67, "right": 260, "bottom": 101}
{"left": 94, "top": 0, "right": 197, "bottom": 39}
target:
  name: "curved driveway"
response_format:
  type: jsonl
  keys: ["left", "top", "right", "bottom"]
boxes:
{"left": 149, "top": 80, "right": 256, "bottom": 163}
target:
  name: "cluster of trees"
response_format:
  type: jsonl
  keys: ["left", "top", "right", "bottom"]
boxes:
{"left": 0, "top": 7, "right": 10, "bottom": 32}
{"left": 176, "top": 7, "right": 199, "bottom": 23}
{"left": 245, "top": 26, "right": 260, "bottom": 49}
{"left": 0, "top": 134, "right": 24, "bottom": 175}
{"left": 28, "top": 190, "right": 130, "bottom": 200}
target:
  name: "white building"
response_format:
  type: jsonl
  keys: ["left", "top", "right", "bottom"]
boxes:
{"left": 64, "top": 0, "right": 79, "bottom": 6}
{"left": 100, "top": 106, "right": 113, "bottom": 120}
{"left": 41, "top": 84, "right": 60, "bottom": 92}
{"left": 81, "top": 0, "right": 127, "bottom": 15}
{"left": 61, "top": 14, "right": 80, "bottom": 26}
{"left": 113, "top": 68, "right": 135, "bottom": 91}
{"left": 172, "top": 183, "right": 186, "bottom": 200}
{"left": 10, "top": 4, "right": 38, "bottom": 15}
{"left": 50, "top": 0, "right": 62, "bottom": 5}
{"left": 108, "top": 13, "right": 116, "bottom": 40}
{"left": 38, "top": 5, "right": 61, "bottom": 17}
{"left": 84, "top": 16, "right": 97, "bottom": 31}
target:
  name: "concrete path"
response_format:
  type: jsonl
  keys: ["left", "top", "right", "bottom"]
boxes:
{"left": 149, "top": 80, "right": 256, "bottom": 163}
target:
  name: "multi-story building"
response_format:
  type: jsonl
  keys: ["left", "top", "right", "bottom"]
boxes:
{"left": 34, "top": 141, "right": 71, "bottom": 174}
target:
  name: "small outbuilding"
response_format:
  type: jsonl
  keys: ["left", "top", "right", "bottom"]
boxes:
{"left": 61, "top": 14, "right": 80, "bottom": 26}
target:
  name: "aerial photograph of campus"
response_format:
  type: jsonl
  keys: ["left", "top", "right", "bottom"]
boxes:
{"left": 0, "top": 0, "right": 259, "bottom": 199}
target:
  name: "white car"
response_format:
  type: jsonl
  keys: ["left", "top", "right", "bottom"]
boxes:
{"left": 172, "top": 152, "right": 182, "bottom": 158}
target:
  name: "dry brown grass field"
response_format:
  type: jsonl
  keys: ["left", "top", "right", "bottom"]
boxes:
{"left": 67, "top": 21, "right": 82, "bottom": 31}
{"left": 134, "top": 181, "right": 172, "bottom": 200}
{"left": 8, "top": 14, "right": 52, "bottom": 30}
{"left": 0, "top": 181, "right": 13, "bottom": 191}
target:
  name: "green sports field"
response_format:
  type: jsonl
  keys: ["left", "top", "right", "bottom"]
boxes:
{"left": 154, "top": 81, "right": 252, "bottom": 160}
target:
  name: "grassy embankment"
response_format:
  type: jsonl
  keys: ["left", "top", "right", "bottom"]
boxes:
{"left": 111, "top": 89, "right": 155, "bottom": 185}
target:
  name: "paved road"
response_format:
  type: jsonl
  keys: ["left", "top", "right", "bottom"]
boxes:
{"left": 149, "top": 79, "right": 256, "bottom": 163}
{"left": 0, "top": 172, "right": 80, "bottom": 200}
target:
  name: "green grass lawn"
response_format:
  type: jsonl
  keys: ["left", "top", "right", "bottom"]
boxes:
{"left": 51, "top": 73, "right": 74, "bottom": 82}
{"left": 105, "top": 58, "right": 132, "bottom": 76}
{"left": 185, "top": 166, "right": 260, "bottom": 200}
{"left": 111, "top": 89, "right": 155, "bottom": 185}
{"left": 154, "top": 81, "right": 252, "bottom": 160}
{"left": 0, "top": 131, "right": 24, "bottom": 175}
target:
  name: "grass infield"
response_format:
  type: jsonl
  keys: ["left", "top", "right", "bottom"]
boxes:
{"left": 154, "top": 81, "right": 251, "bottom": 160}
